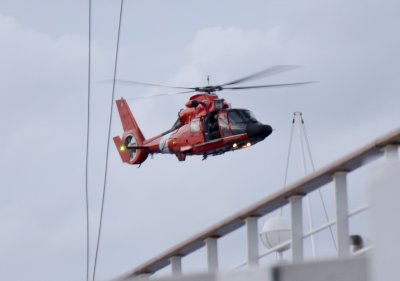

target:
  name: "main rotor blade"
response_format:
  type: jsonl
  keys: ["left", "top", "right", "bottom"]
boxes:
{"left": 111, "top": 79, "right": 196, "bottom": 90}
{"left": 222, "top": 81, "right": 316, "bottom": 90}
{"left": 221, "top": 65, "right": 302, "bottom": 87}
{"left": 126, "top": 90, "right": 196, "bottom": 101}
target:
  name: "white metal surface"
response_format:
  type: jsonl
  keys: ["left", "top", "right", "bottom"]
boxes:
{"left": 303, "top": 196, "right": 316, "bottom": 257}
{"left": 272, "top": 256, "right": 368, "bottom": 281}
{"left": 170, "top": 256, "right": 182, "bottom": 276}
{"left": 260, "top": 217, "right": 291, "bottom": 250}
{"left": 289, "top": 195, "right": 304, "bottom": 262}
{"left": 259, "top": 240, "right": 292, "bottom": 260}
{"left": 206, "top": 238, "right": 219, "bottom": 272}
{"left": 370, "top": 159, "right": 400, "bottom": 281}
{"left": 245, "top": 217, "right": 259, "bottom": 267}
{"left": 384, "top": 144, "right": 398, "bottom": 160}
{"left": 334, "top": 171, "right": 350, "bottom": 257}
{"left": 134, "top": 257, "right": 367, "bottom": 281}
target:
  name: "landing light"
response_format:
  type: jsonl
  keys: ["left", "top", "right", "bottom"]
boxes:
{"left": 233, "top": 143, "right": 238, "bottom": 148}
{"left": 246, "top": 142, "right": 251, "bottom": 147}
{"left": 120, "top": 145, "right": 126, "bottom": 152}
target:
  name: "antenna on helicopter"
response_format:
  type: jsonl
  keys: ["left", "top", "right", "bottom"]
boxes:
{"left": 207, "top": 75, "right": 210, "bottom": 85}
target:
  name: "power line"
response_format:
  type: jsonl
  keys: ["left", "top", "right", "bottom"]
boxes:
{"left": 92, "top": 0, "right": 125, "bottom": 280}
{"left": 85, "top": 0, "right": 92, "bottom": 280}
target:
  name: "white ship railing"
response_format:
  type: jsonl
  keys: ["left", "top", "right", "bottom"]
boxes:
{"left": 112, "top": 128, "right": 400, "bottom": 281}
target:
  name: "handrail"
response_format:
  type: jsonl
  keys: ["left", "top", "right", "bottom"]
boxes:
{"left": 233, "top": 204, "right": 370, "bottom": 270}
{"left": 113, "top": 128, "right": 400, "bottom": 279}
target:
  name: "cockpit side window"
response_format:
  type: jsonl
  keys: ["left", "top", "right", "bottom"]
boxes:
{"left": 228, "top": 111, "right": 244, "bottom": 125}
{"left": 218, "top": 111, "right": 231, "bottom": 137}
{"left": 228, "top": 109, "right": 258, "bottom": 134}
{"left": 244, "top": 110, "right": 257, "bottom": 122}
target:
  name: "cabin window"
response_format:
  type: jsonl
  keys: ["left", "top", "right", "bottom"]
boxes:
{"left": 218, "top": 111, "right": 231, "bottom": 137}
{"left": 190, "top": 119, "right": 200, "bottom": 133}
{"left": 214, "top": 99, "right": 224, "bottom": 110}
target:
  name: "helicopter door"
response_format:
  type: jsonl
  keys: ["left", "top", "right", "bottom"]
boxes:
{"left": 218, "top": 111, "right": 232, "bottom": 137}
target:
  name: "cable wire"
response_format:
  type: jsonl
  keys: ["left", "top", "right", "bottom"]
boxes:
{"left": 296, "top": 116, "right": 317, "bottom": 257}
{"left": 281, "top": 113, "right": 337, "bottom": 252}
{"left": 85, "top": 0, "right": 92, "bottom": 280}
{"left": 92, "top": 0, "right": 125, "bottom": 280}
{"left": 280, "top": 117, "right": 295, "bottom": 216}
{"left": 301, "top": 121, "right": 337, "bottom": 250}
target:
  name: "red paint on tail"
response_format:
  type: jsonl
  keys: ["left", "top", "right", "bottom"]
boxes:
{"left": 116, "top": 98, "right": 145, "bottom": 145}
{"left": 114, "top": 98, "right": 148, "bottom": 165}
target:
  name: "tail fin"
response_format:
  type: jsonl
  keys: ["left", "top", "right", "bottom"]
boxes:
{"left": 116, "top": 98, "right": 145, "bottom": 145}
{"left": 114, "top": 98, "right": 148, "bottom": 165}
{"left": 113, "top": 136, "right": 130, "bottom": 163}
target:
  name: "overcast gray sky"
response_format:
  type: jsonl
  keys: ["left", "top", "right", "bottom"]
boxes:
{"left": 1, "top": 0, "right": 399, "bottom": 280}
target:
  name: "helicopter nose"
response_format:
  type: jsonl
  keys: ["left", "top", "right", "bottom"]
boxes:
{"left": 247, "top": 124, "right": 273, "bottom": 139}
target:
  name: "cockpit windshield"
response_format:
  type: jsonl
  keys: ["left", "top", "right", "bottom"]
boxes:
{"left": 229, "top": 109, "right": 256, "bottom": 125}
{"left": 227, "top": 109, "right": 258, "bottom": 134}
{"left": 228, "top": 110, "right": 257, "bottom": 124}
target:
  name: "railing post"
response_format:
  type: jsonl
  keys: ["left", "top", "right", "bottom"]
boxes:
{"left": 133, "top": 274, "right": 151, "bottom": 280}
{"left": 170, "top": 256, "right": 182, "bottom": 276}
{"left": 245, "top": 217, "right": 259, "bottom": 267}
{"left": 290, "top": 195, "right": 304, "bottom": 262}
{"left": 334, "top": 171, "right": 350, "bottom": 257}
{"left": 384, "top": 144, "right": 399, "bottom": 160}
{"left": 205, "top": 237, "right": 219, "bottom": 272}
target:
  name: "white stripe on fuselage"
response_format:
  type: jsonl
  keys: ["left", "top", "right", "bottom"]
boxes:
{"left": 159, "top": 131, "right": 175, "bottom": 153}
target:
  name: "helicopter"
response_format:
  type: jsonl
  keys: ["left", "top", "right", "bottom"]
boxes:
{"left": 113, "top": 65, "right": 313, "bottom": 164}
